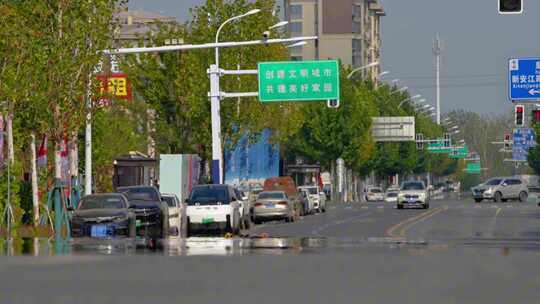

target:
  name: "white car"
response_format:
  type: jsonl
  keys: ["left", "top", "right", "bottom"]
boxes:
{"left": 161, "top": 193, "right": 187, "bottom": 236}
{"left": 365, "top": 186, "right": 384, "bottom": 202}
{"left": 298, "top": 186, "right": 324, "bottom": 213}
{"left": 234, "top": 188, "right": 251, "bottom": 229}
{"left": 397, "top": 181, "right": 430, "bottom": 209}
{"left": 384, "top": 191, "right": 398, "bottom": 203}
{"left": 186, "top": 185, "right": 242, "bottom": 236}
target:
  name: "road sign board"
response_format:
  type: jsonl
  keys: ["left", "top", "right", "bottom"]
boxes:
{"left": 427, "top": 138, "right": 452, "bottom": 153}
{"left": 258, "top": 60, "right": 340, "bottom": 102}
{"left": 372, "top": 116, "right": 416, "bottom": 142}
{"left": 508, "top": 58, "right": 540, "bottom": 101}
{"left": 512, "top": 128, "right": 535, "bottom": 161}
{"left": 449, "top": 145, "right": 469, "bottom": 159}
{"left": 465, "top": 162, "right": 481, "bottom": 174}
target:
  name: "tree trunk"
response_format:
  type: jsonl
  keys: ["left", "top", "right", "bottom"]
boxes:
{"left": 69, "top": 130, "right": 78, "bottom": 178}
{"left": 54, "top": 139, "right": 62, "bottom": 180}
{"left": 7, "top": 112, "right": 13, "bottom": 164}
{"left": 30, "top": 133, "right": 39, "bottom": 227}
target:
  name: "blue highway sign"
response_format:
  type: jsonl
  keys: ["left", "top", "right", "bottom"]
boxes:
{"left": 508, "top": 58, "right": 540, "bottom": 101}
{"left": 512, "top": 128, "right": 535, "bottom": 161}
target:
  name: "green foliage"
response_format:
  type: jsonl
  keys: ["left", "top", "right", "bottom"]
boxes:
{"left": 286, "top": 66, "right": 377, "bottom": 172}
{"left": 0, "top": 161, "right": 24, "bottom": 225}
{"left": 527, "top": 123, "right": 540, "bottom": 175}
{"left": 122, "top": 0, "right": 301, "bottom": 159}
{"left": 90, "top": 101, "right": 149, "bottom": 192}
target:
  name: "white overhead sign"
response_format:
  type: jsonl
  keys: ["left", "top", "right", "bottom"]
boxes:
{"left": 372, "top": 116, "right": 416, "bottom": 142}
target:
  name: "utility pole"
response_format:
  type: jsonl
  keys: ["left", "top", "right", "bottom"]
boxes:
{"left": 433, "top": 34, "right": 443, "bottom": 125}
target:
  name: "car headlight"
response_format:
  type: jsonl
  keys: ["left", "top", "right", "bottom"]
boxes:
{"left": 484, "top": 188, "right": 493, "bottom": 194}
{"left": 418, "top": 193, "right": 426, "bottom": 200}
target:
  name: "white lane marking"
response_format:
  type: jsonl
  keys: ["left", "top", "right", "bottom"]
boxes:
{"left": 361, "top": 206, "right": 368, "bottom": 209}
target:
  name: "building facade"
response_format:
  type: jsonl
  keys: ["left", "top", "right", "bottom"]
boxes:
{"left": 283, "top": 0, "right": 384, "bottom": 80}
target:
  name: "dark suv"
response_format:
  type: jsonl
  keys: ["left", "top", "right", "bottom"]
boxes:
{"left": 117, "top": 186, "right": 169, "bottom": 237}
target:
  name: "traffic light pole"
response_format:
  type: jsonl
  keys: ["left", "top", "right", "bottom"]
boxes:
{"left": 104, "top": 36, "right": 317, "bottom": 184}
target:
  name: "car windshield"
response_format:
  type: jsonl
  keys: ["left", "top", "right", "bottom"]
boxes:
{"left": 302, "top": 187, "right": 317, "bottom": 194}
{"left": 118, "top": 187, "right": 159, "bottom": 201}
{"left": 79, "top": 196, "right": 126, "bottom": 210}
{"left": 485, "top": 179, "right": 502, "bottom": 186}
{"left": 258, "top": 192, "right": 286, "bottom": 199}
{"left": 401, "top": 182, "right": 425, "bottom": 191}
{"left": 162, "top": 196, "right": 176, "bottom": 207}
{"left": 370, "top": 188, "right": 382, "bottom": 193}
{"left": 189, "top": 187, "right": 229, "bottom": 205}
{"left": 386, "top": 192, "right": 398, "bottom": 197}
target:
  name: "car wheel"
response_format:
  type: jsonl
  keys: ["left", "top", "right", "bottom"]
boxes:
{"left": 519, "top": 191, "right": 528, "bottom": 202}
{"left": 253, "top": 217, "right": 261, "bottom": 225}
{"left": 185, "top": 218, "right": 191, "bottom": 238}
{"left": 128, "top": 218, "right": 137, "bottom": 238}
{"left": 494, "top": 192, "right": 502, "bottom": 203}
{"left": 474, "top": 198, "right": 482, "bottom": 203}
{"left": 397, "top": 204, "right": 403, "bottom": 209}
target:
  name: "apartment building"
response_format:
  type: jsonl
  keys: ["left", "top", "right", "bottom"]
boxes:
{"left": 283, "top": 0, "right": 385, "bottom": 79}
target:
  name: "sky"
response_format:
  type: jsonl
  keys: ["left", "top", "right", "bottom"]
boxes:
{"left": 128, "top": 0, "right": 540, "bottom": 115}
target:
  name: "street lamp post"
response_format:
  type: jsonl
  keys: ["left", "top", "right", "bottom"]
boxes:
{"left": 211, "top": 9, "right": 261, "bottom": 184}
{"left": 397, "top": 94, "right": 421, "bottom": 108}
{"left": 347, "top": 61, "right": 379, "bottom": 79}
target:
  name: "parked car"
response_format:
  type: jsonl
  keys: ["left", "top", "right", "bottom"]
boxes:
{"left": 471, "top": 177, "right": 528, "bottom": 203}
{"left": 185, "top": 184, "right": 242, "bottom": 236}
{"left": 117, "top": 186, "right": 169, "bottom": 238}
{"left": 384, "top": 191, "right": 399, "bottom": 203}
{"left": 298, "top": 185, "right": 325, "bottom": 213}
{"left": 70, "top": 193, "right": 136, "bottom": 238}
{"left": 264, "top": 177, "right": 303, "bottom": 216}
{"left": 252, "top": 191, "right": 295, "bottom": 224}
{"left": 161, "top": 193, "right": 187, "bottom": 236}
{"left": 365, "top": 186, "right": 384, "bottom": 202}
{"left": 397, "top": 181, "right": 429, "bottom": 209}
{"left": 298, "top": 189, "right": 311, "bottom": 215}
{"left": 234, "top": 188, "right": 251, "bottom": 229}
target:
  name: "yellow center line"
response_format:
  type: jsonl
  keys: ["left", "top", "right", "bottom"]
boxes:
{"left": 397, "top": 206, "right": 448, "bottom": 237}
{"left": 386, "top": 206, "right": 447, "bottom": 238}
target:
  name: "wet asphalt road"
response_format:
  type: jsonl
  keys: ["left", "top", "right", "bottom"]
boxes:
{"left": 2, "top": 195, "right": 540, "bottom": 304}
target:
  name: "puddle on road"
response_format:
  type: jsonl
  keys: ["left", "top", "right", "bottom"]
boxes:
{"left": 3, "top": 233, "right": 540, "bottom": 256}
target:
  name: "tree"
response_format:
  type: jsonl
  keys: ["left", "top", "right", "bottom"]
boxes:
{"left": 286, "top": 66, "right": 377, "bottom": 172}
{"left": 122, "top": 0, "right": 302, "bottom": 163}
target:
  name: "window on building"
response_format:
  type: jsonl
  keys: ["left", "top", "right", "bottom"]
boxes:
{"left": 289, "top": 21, "right": 303, "bottom": 36}
{"left": 290, "top": 5, "right": 303, "bottom": 20}
{"left": 291, "top": 56, "right": 303, "bottom": 61}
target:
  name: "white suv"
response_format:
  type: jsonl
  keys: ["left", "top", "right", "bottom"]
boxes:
{"left": 397, "top": 181, "right": 429, "bottom": 209}
{"left": 186, "top": 185, "right": 241, "bottom": 236}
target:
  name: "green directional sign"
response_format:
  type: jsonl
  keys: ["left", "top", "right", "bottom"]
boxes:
{"left": 449, "top": 145, "right": 469, "bottom": 159}
{"left": 258, "top": 60, "right": 340, "bottom": 102}
{"left": 465, "top": 162, "right": 481, "bottom": 174}
{"left": 427, "top": 139, "right": 451, "bottom": 153}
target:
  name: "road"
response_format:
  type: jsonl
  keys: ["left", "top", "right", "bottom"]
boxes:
{"left": 1, "top": 196, "right": 540, "bottom": 304}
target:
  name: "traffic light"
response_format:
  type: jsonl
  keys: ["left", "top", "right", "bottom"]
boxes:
{"left": 504, "top": 133, "right": 511, "bottom": 151}
{"left": 532, "top": 109, "right": 540, "bottom": 124}
{"left": 499, "top": 0, "right": 522, "bottom": 14}
{"left": 443, "top": 133, "right": 451, "bottom": 148}
{"left": 515, "top": 105, "right": 524, "bottom": 126}
{"left": 327, "top": 99, "right": 340, "bottom": 108}
{"left": 416, "top": 133, "right": 424, "bottom": 150}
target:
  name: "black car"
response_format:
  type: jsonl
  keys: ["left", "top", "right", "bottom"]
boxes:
{"left": 117, "top": 186, "right": 169, "bottom": 237}
{"left": 70, "top": 193, "right": 136, "bottom": 238}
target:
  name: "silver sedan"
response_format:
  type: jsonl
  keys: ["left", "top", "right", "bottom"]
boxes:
{"left": 252, "top": 191, "right": 294, "bottom": 224}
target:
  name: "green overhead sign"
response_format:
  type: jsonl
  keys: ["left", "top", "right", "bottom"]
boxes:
{"left": 449, "top": 145, "right": 469, "bottom": 159}
{"left": 258, "top": 60, "right": 340, "bottom": 102}
{"left": 465, "top": 162, "right": 481, "bottom": 174}
{"left": 427, "top": 139, "right": 451, "bottom": 153}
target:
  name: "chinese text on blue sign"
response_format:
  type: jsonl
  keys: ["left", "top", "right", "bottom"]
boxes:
{"left": 508, "top": 58, "right": 540, "bottom": 101}
{"left": 258, "top": 60, "right": 340, "bottom": 102}
{"left": 512, "top": 128, "right": 535, "bottom": 161}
